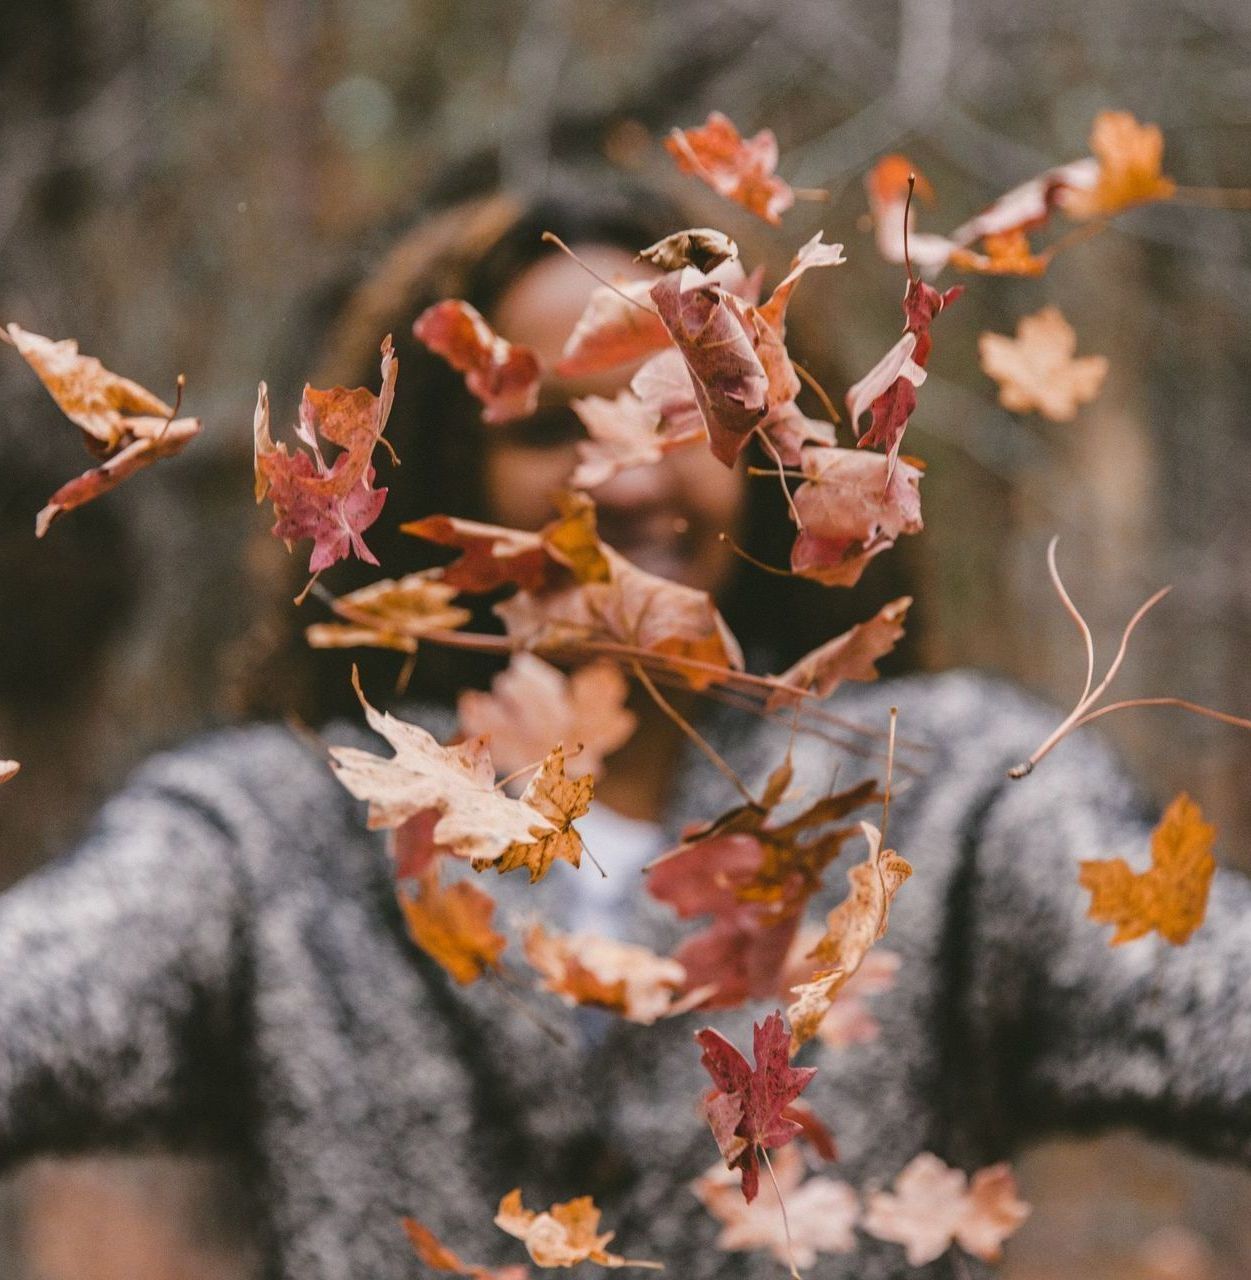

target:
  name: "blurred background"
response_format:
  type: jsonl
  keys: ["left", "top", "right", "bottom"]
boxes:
{"left": 3, "top": 0, "right": 1251, "bottom": 1275}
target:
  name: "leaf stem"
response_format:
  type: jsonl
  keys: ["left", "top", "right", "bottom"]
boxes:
{"left": 760, "top": 1146, "right": 802, "bottom": 1280}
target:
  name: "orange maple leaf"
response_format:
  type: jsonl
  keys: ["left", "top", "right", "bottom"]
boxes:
{"left": 401, "top": 1217, "right": 529, "bottom": 1280}
{"left": 666, "top": 112, "right": 795, "bottom": 225}
{"left": 1079, "top": 793, "right": 1216, "bottom": 945}
{"left": 494, "top": 1190, "right": 661, "bottom": 1270}
{"left": 978, "top": 306, "right": 1108, "bottom": 422}
{"left": 399, "top": 867, "right": 507, "bottom": 984}
{"left": 1061, "top": 110, "right": 1176, "bottom": 220}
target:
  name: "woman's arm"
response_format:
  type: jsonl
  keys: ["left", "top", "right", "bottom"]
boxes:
{"left": 0, "top": 759, "right": 252, "bottom": 1169}
{"left": 953, "top": 691, "right": 1251, "bottom": 1163}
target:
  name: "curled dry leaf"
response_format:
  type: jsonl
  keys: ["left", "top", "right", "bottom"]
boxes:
{"left": 458, "top": 654, "right": 636, "bottom": 781}
{"left": 555, "top": 279, "right": 668, "bottom": 379}
{"left": 0, "top": 760, "right": 19, "bottom": 785}
{"left": 494, "top": 1190, "right": 661, "bottom": 1270}
{"left": 862, "top": 1154, "right": 1030, "bottom": 1266}
{"left": 1079, "top": 792, "right": 1215, "bottom": 946}
{"left": 523, "top": 924, "right": 687, "bottom": 1024}
{"left": 4, "top": 323, "right": 202, "bottom": 537}
{"left": 692, "top": 1143, "right": 859, "bottom": 1266}
{"left": 665, "top": 111, "right": 795, "bottom": 225}
{"left": 402, "top": 1217, "right": 530, "bottom": 1280}
{"left": 254, "top": 335, "right": 397, "bottom": 573}
{"left": 492, "top": 745, "right": 594, "bottom": 882}
{"left": 638, "top": 228, "right": 739, "bottom": 274}
{"left": 695, "top": 1011, "right": 816, "bottom": 1203}
{"left": 399, "top": 867, "right": 506, "bottom": 984}
{"left": 305, "top": 570, "right": 471, "bottom": 653}
{"left": 328, "top": 671, "right": 586, "bottom": 881}
{"left": 414, "top": 300, "right": 541, "bottom": 424}
{"left": 630, "top": 349, "right": 704, "bottom": 437}
{"left": 978, "top": 306, "right": 1108, "bottom": 421}
{"left": 790, "top": 448, "right": 924, "bottom": 588}
{"left": 1060, "top": 110, "right": 1176, "bottom": 220}
{"left": 650, "top": 273, "right": 768, "bottom": 466}
{"left": 767, "top": 597, "right": 911, "bottom": 710}
{"left": 787, "top": 822, "right": 912, "bottom": 1050}
{"left": 569, "top": 390, "right": 701, "bottom": 491}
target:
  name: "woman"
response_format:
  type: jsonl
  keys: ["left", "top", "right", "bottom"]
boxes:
{"left": 2, "top": 166, "right": 1250, "bottom": 1280}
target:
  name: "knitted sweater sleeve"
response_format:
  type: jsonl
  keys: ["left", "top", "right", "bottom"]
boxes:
{"left": 950, "top": 678, "right": 1251, "bottom": 1163}
{"left": 0, "top": 750, "right": 253, "bottom": 1171}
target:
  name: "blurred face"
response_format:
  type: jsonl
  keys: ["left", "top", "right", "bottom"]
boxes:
{"left": 484, "top": 246, "right": 746, "bottom": 597}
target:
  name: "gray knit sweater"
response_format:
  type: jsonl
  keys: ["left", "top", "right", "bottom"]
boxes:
{"left": 2, "top": 670, "right": 1249, "bottom": 1280}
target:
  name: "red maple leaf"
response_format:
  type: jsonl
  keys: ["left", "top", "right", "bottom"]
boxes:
{"left": 666, "top": 112, "right": 795, "bottom": 225}
{"left": 253, "top": 335, "right": 397, "bottom": 573}
{"left": 695, "top": 1011, "right": 817, "bottom": 1202}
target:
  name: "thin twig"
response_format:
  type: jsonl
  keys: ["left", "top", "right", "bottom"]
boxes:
{"left": 760, "top": 1146, "right": 802, "bottom": 1280}
{"left": 719, "top": 531, "right": 796, "bottom": 578}
{"left": 793, "top": 361, "right": 842, "bottom": 426}
{"left": 754, "top": 425, "right": 803, "bottom": 529}
{"left": 1073, "top": 697, "right": 1251, "bottom": 735}
{"left": 1172, "top": 185, "right": 1251, "bottom": 209}
{"left": 1046, "top": 536, "right": 1094, "bottom": 707}
{"left": 880, "top": 706, "right": 898, "bottom": 846}
{"left": 540, "top": 231, "right": 653, "bottom": 311}
{"left": 631, "top": 660, "right": 756, "bottom": 805}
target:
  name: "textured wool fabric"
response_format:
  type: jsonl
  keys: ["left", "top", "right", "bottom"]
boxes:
{"left": 1, "top": 669, "right": 1249, "bottom": 1280}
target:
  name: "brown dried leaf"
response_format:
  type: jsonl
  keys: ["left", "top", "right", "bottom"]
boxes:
{"left": 402, "top": 1217, "right": 530, "bottom": 1280}
{"left": 494, "top": 1191, "right": 661, "bottom": 1270}
{"left": 489, "top": 746, "right": 594, "bottom": 882}
{"left": 638, "top": 228, "right": 739, "bottom": 274}
{"left": 665, "top": 112, "right": 795, "bottom": 225}
{"left": 399, "top": 867, "right": 506, "bottom": 984}
{"left": 1060, "top": 110, "right": 1176, "bottom": 220}
{"left": 305, "top": 571, "right": 471, "bottom": 654}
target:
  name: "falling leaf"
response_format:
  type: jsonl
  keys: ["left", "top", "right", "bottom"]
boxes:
{"left": 254, "top": 335, "right": 397, "bottom": 573}
{"left": 3, "top": 324, "right": 202, "bottom": 537}
{"left": 402, "top": 1217, "right": 530, "bottom": 1280}
{"left": 555, "top": 279, "right": 669, "bottom": 379}
{"left": 666, "top": 112, "right": 795, "bottom": 225}
{"left": 458, "top": 654, "right": 636, "bottom": 781}
{"left": 949, "top": 228, "right": 1051, "bottom": 278}
{"left": 494, "top": 1191, "right": 661, "bottom": 1270}
{"left": 695, "top": 1011, "right": 816, "bottom": 1202}
{"left": 569, "top": 390, "right": 700, "bottom": 491}
{"left": 0, "top": 761, "right": 19, "bottom": 785}
{"left": 865, "top": 156, "right": 958, "bottom": 274}
{"left": 787, "top": 822, "right": 912, "bottom": 1050}
{"left": 862, "top": 1154, "right": 1030, "bottom": 1266}
{"left": 523, "top": 924, "right": 688, "bottom": 1024}
{"left": 790, "top": 448, "right": 924, "bottom": 588}
{"left": 414, "top": 300, "right": 541, "bottom": 424}
{"left": 692, "top": 1144, "right": 859, "bottom": 1266}
{"left": 305, "top": 571, "right": 471, "bottom": 653}
{"left": 399, "top": 867, "right": 507, "bottom": 984}
{"left": 328, "top": 672, "right": 580, "bottom": 879}
{"left": 1060, "top": 110, "right": 1176, "bottom": 220}
{"left": 978, "top": 306, "right": 1108, "bottom": 421}
{"left": 630, "top": 349, "right": 704, "bottom": 437}
{"left": 649, "top": 272, "right": 768, "bottom": 466}
{"left": 767, "top": 597, "right": 911, "bottom": 709}
{"left": 491, "top": 745, "right": 594, "bottom": 882}
{"left": 637, "top": 228, "right": 739, "bottom": 274}
{"left": 1079, "top": 792, "right": 1215, "bottom": 945}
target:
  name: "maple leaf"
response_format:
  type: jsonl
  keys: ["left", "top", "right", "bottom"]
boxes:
{"left": 413, "top": 300, "right": 541, "bottom": 424}
{"left": 666, "top": 112, "right": 795, "bottom": 225}
{"left": 494, "top": 1191, "right": 661, "bottom": 1270}
{"left": 402, "top": 1217, "right": 530, "bottom": 1280}
{"left": 650, "top": 272, "right": 769, "bottom": 466}
{"left": 862, "top": 1154, "right": 1030, "bottom": 1266}
{"left": 254, "top": 335, "right": 397, "bottom": 573}
{"left": 555, "top": 279, "right": 669, "bottom": 379}
{"left": 1079, "top": 792, "right": 1216, "bottom": 946}
{"left": 399, "top": 866, "right": 507, "bottom": 984}
{"left": 978, "top": 306, "right": 1108, "bottom": 421}
{"left": 3, "top": 323, "right": 202, "bottom": 537}
{"left": 695, "top": 1011, "right": 817, "bottom": 1202}
{"left": 1060, "top": 110, "right": 1176, "bottom": 221}
{"left": 305, "top": 570, "right": 471, "bottom": 654}
{"left": 630, "top": 349, "right": 704, "bottom": 437}
{"left": 0, "top": 761, "right": 19, "bottom": 786}
{"left": 523, "top": 924, "right": 688, "bottom": 1024}
{"left": 569, "top": 390, "right": 701, "bottom": 491}
{"left": 692, "top": 1144, "right": 859, "bottom": 1266}
{"left": 670, "top": 908, "right": 803, "bottom": 1011}
{"left": 787, "top": 822, "right": 912, "bottom": 1050}
{"left": 328, "top": 672, "right": 580, "bottom": 879}
{"left": 767, "top": 597, "right": 911, "bottom": 710}
{"left": 490, "top": 745, "right": 594, "bottom": 882}
{"left": 637, "top": 228, "right": 739, "bottom": 274}
{"left": 949, "top": 228, "right": 1051, "bottom": 278}
{"left": 790, "top": 447, "right": 924, "bottom": 588}
{"left": 458, "top": 654, "right": 636, "bottom": 781}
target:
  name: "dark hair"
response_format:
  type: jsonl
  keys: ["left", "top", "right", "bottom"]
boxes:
{"left": 261, "top": 161, "right": 919, "bottom": 723}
